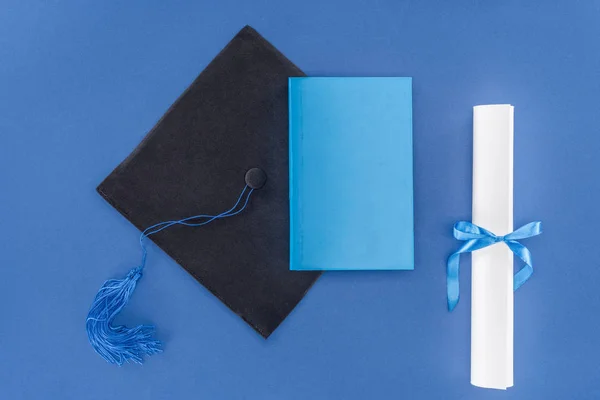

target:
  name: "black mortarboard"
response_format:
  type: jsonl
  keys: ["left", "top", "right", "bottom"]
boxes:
{"left": 86, "top": 26, "right": 321, "bottom": 365}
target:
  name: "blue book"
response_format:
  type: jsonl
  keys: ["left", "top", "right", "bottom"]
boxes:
{"left": 289, "top": 77, "right": 414, "bottom": 271}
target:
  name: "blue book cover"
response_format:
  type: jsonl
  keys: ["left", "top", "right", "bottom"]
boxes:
{"left": 289, "top": 77, "right": 414, "bottom": 271}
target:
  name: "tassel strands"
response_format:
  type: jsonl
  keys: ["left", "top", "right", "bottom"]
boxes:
{"left": 86, "top": 185, "right": 255, "bottom": 365}
{"left": 86, "top": 266, "right": 161, "bottom": 365}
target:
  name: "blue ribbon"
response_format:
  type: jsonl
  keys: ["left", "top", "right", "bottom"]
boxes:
{"left": 447, "top": 221, "right": 542, "bottom": 311}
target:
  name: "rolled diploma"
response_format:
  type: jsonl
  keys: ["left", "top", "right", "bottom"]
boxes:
{"left": 471, "top": 105, "right": 514, "bottom": 390}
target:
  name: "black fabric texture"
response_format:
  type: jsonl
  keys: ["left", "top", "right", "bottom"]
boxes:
{"left": 97, "top": 25, "right": 321, "bottom": 338}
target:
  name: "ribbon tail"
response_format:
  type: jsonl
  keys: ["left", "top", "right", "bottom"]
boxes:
{"left": 505, "top": 240, "right": 534, "bottom": 290}
{"left": 446, "top": 252, "right": 460, "bottom": 311}
{"left": 514, "top": 264, "right": 533, "bottom": 290}
{"left": 446, "top": 238, "right": 497, "bottom": 311}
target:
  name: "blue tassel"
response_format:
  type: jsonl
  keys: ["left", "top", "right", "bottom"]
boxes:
{"left": 86, "top": 185, "right": 254, "bottom": 365}
{"left": 86, "top": 265, "right": 162, "bottom": 365}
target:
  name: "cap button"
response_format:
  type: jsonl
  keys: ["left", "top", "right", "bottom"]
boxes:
{"left": 245, "top": 168, "right": 267, "bottom": 189}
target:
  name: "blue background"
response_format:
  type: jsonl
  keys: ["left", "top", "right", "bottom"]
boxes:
{"left": 1, "top": 1, "right": 598, "bottom": 399}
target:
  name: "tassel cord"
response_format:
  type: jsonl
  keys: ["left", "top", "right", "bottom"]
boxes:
{"left": 137, "top": 185, "right": 254, "bottom": 270}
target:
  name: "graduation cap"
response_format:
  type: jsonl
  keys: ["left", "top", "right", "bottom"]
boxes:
{"left": 86, "top": 26, "right": 321, "bottom": 365}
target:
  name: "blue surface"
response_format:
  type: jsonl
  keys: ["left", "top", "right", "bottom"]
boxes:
{"left": 290, "top": 77, "right": 413, "bottom": 270}
{"left": 1, "top": 1, "right": 599, "bottom": 398}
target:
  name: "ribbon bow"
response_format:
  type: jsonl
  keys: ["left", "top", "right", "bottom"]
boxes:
{"left": 446, "top": 221, "right": 542, "bottom": 311}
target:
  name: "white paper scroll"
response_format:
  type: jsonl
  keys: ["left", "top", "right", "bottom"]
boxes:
{"left": 471, "top": 104, "right": 514, "bottom": 390}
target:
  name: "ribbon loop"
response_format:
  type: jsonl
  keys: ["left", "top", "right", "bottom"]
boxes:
{"left": 446, "top": 221, "right": 542, "bottom": 311}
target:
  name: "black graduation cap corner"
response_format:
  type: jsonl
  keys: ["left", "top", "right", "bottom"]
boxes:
{"left": 86, "top": 25, "right": 321, "bottom": 365}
